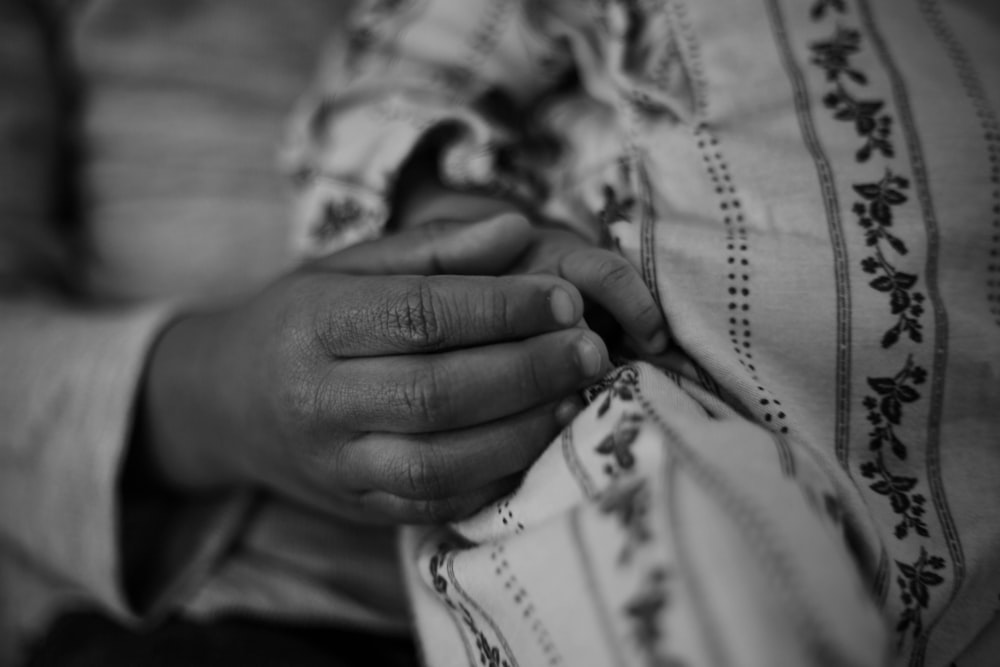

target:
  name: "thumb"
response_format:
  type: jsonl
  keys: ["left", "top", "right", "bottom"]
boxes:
{"left": 312, "top": 213, "right": 536, "bottom": 276}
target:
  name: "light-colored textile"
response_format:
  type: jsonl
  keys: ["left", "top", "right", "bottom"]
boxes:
{"left": 404, "top": 358, "right": 888, "bottom": 666}
{"left": 0, "top": 298, "right": 231, "bottom": 645}
{"left": 289, "top": 1, "right": 1000, "bottom": 665}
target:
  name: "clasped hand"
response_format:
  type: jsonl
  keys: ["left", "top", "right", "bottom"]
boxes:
{"left": 140, "top": 215, "right": 615, "bottom": 523}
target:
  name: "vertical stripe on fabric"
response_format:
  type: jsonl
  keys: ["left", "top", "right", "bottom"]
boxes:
{"left": 667, "top": 0, "right": 709, "bottom": 120}
{"left": 873, "top": 549, "right": 891, "bottom": 605}
{"left": 664, "top": 458, "right": 732, "bottom": 667}
{"left": 771, "top": 433, "right": 797, "bottom": 478}
{"left": 415, "top": 534, "right": 479, "bottom": 667}
{"left": 445, "top": 551, "right": 521, "bottom": 667}
{"left": 637, "top": 392, "right": 854, "bottom": 663}
{"left": 489, "top": 544, "right": 562, "bottom": 663}
{"left": 762, "top": 0, "right": 854, "bottom": 468}
{"left": 915, "top": 0, "right": 1000, "bottom": 329}
{"left": 638, "top": 161, "right": 663, "bottom": 310}
{"left": 668, "top": 1, "right": 794, "bottom": 436}
{"left": 560, "top": 428, "right": 600, "bottom": 500}
{"left": 692, "top": 360, "right": 724, "bottom": 401}
{"left": 568, "top": 509, "right": 627, "bottom": 667}
{"left": 693, "top": 125, "right": 796, "bottom": 432}
{"left": 857, "top": 1, "right": 964, "bottom": 662}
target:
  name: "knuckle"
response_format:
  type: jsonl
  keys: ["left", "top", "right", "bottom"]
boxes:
{"left": 634, "top": 298, "right": 662, "bottom": 325}
{"left": 284, "top": 275, "right": 340, "bottom": 357}
{"left": 311, "top": 302, "right": 344, "bottom": 359}
{"left": 481, "top": 284, "right": 514, "bottom": 338}
{"left": 270, "top": 358, "right": 322, "bottom": 436}
{"left": 385, "top": 279, "right": 445, "bottom": 350}
{"left": 597, "top": 257, "right": 637, "bottom": 292}
{"left": 392, "top": 447, "right": 449, "bottom": 499}
{"left": 396, "top": 364, "right": 450, "bottom": 428}
{"left": 277, "top": 378, "right": 313, "bottom": 428}
{"left": 289, "top": 277, "right": 357, "bottom": 360}
{"left": 279, "top": 364, "right": 352, "bottom": 444}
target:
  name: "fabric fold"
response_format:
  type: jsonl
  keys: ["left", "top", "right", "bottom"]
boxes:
{"left": 0, "top": 299, "right": 249, "bottom": 660}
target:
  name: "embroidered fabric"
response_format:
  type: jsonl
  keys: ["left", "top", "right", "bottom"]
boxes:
{"left": 283, "top": 1, "right": 1000, "bottom": 665}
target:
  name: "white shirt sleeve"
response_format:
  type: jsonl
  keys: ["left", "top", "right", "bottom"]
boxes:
{"left": 0, "top": 298, "right": 252, "bottom": 620}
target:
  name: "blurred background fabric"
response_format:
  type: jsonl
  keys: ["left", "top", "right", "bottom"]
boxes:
{"left": 72, "top": 0, "right": 351, "bottom": 303}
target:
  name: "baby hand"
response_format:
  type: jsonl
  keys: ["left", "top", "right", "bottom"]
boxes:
{"left": 513, "top": 226, "right": 669, "bottom": 356}
{"left": 388, "top": 174, "right": 668, "bottom": 355}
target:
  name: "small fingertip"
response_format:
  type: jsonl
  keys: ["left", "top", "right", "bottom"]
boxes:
{"left": 573, "top": 334, "right": 607, "bottom": 379}
{"left": 645, "top": 330, "right": 670, "bottom": 354}
{"left": 554, "top": 396, "right": 584, "bottom": 427}
{"left": 549, "top": 287, "right": 580, "bottom": 327}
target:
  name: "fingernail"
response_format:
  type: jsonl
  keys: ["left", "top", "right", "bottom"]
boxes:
{"left": 555, "top": 397, "right": 583, "bottom": 426}
{"left": 574, "top": 336, "right": 603, "bottom": 378}
{"left": 550, "top": 287, "right": 578, "bottom": 327}
{"left": 646, "top": 330, "right": 669, "bottom": 354}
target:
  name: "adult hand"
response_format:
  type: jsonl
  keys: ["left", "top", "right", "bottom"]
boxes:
{"left": 139, "top": 214, "right": 610, "bottom": 523}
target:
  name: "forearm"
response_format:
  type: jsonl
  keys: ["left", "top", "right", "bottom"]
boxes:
{"left": 135, "top": 309, "right": 240, "bottom": 492}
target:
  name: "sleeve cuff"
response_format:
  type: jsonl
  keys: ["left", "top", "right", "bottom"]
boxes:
{"left": 0, "top": 298, "right": 250, "bottom": 621}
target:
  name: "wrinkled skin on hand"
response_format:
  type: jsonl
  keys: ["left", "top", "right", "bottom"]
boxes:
{"left": 140, "top": 215, "right": 612, "bottom": 523}
{"left": 394, "top": 178, "right": 669, "bottom": 354}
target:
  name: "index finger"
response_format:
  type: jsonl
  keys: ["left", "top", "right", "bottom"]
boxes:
{"left": 310, "top": 273, "right": 585, "bottom": 357}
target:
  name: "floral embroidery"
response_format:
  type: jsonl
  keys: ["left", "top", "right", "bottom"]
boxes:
{"left": 895, "top": 547, "right": 946, "bottom": 645}
{"left": 860, "top": 455, "right": 927, "bottom": 539}
{"left": 312, "top": 198, "right": 364, "bottom": 242}
{"left": 856, "top": 224, "right": 938, "bottom": 577}
{"left": 854, "top": 169, "right": 908, "bottom": 243}
{"left": 599, "top": 478, "right": 651, "bottom": 564}
{"left": 599, "top": 183, "right": 636, "bottom": 226}
{"left": 823, "top": 88, "right": 891, "bottom": 162}
{"left": 807, "top": 1, "right": 946, "bottom": 649}
{"left": 810, "top": 0, "right": 846, "bottom": 20}
{"left": 429, "top": 543, "right": 516, "bottom": 666}
{"left": 624, "top": 568, "right": 684, "bottom": 667}
{"left": 812, "top": 26, "right": 866, "bottom": 84}
{"left": 467, "top": 620, "right": 511, "bottom": 667}
{"left": 596, "top": 158, "right": 639, "bottom": 246}
{"left": 584, "top": 364, "right": 640, "bottom": 417}
{"left": 428, "top": 542, "right": 451, "bottom": 595}
{"left": 596, "top": 412, "right": 644, "bottom": 476}
{"left": 854, "top": 171, "right": 926, "bottom": 347}
{"left": 811, "top": 27, "right": 894, "bottom": 162}
{"left": 862, "top": 355, "right": 927, "bottom": 459}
